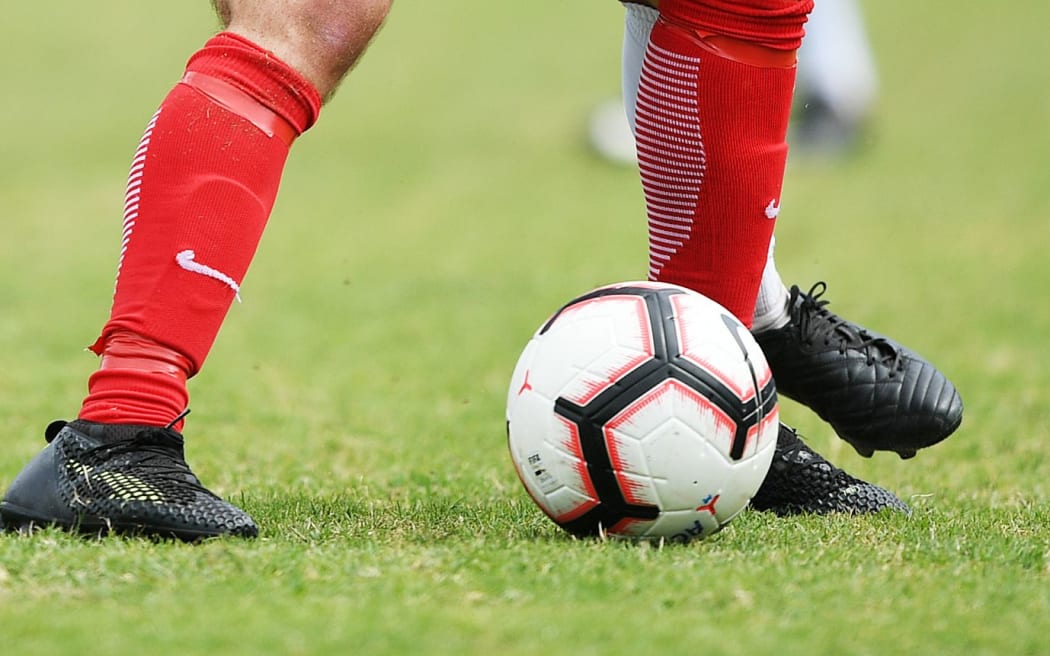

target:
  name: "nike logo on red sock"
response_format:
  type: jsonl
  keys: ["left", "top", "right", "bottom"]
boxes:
{"left": 175, "top": 250, "right": 242, "bottom": 302}
{"left": 765, "top": 199, "right": 781, "bottom": 219}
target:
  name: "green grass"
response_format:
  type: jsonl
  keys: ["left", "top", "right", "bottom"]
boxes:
{"left": 1, "top": 1, "right": 1048, "bottom": 654}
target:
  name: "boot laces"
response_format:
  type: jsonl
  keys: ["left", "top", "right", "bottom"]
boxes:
{"left": 791, "top": 282, "right": 904, "bottom": 373}
{"left": 48, "top": 419, "right": 211, "bottom": 498}
{"left": 95, "top": 430, "right": 209, "bottom": 496}
{"left": 774, "top": 425, "right": 828, "bottom": 467}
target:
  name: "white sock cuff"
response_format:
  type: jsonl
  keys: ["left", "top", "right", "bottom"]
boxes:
{"left": 622, "top": 3, "right": 658, "bottom": 132}
{"left": 751, "top": 237, "right": 791, "bottom": 333}
{"left": 624, "top": 3, "right": 658, "bottom": 47}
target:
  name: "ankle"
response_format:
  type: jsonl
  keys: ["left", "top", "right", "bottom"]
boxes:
{"left": 79, "top": 331, "right": 192, "bottom": 430}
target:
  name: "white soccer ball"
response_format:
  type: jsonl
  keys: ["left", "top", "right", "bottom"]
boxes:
{"left": 506, "top": 282, "right": 778, "bottom": 542}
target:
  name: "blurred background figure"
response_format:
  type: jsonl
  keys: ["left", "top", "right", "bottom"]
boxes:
{"left": 792, "top": 0, "right": 879, "bottom": 153}
{"left": 588, "top": 0, "right": 879, "bottom": 164}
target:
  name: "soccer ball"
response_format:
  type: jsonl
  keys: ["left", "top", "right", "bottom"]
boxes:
{"left": 506, "top": 281, "right": 779, "bottom": 542}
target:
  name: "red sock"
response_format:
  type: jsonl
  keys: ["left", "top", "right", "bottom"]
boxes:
{"left": 638, "top": 0, "right": 812, "bottom": 327}
{"left": 79, "top": 32, "right": 322, "bottom": 430}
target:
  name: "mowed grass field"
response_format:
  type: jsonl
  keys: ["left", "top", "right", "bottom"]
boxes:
{"left": 1, "top": 1, "right": 1048, "bottom": 654}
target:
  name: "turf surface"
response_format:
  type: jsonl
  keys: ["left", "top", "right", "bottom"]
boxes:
{"left": 1, "top": 2, "right": 1047, "bottom": 654}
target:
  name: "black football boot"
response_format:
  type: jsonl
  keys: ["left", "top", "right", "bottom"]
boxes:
{"left": 755, "top": 282, "right": 963, "bottom": 458}
{"left": 1, "top": 420, "right": 257, "bottom": 540}
{"left": 751, "top": 423, "right": 909, "bottom": 515}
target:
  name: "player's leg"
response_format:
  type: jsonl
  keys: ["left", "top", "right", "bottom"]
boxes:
{"left": 595, "top": 0, "right": 876, "bottom": 164}
{"left": 621, "top": 0, "right": 961, "bottom": 461}
{"left": 635, "top": 0, "right": 805, "bottom": 326}
{"left": 212, "top": 0, "right": 392, "bottom": 100}
{"left": 618, "top": 0, "right": 911, "bottom": 516}
{"left": 748, "top": 0, "right": 961, "bottom": 458}
{"left": 0, "top": 0, "right": 393, "bottom": 540}
{"left": 77, "top": 0, "right": 390, "bottom": 429}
